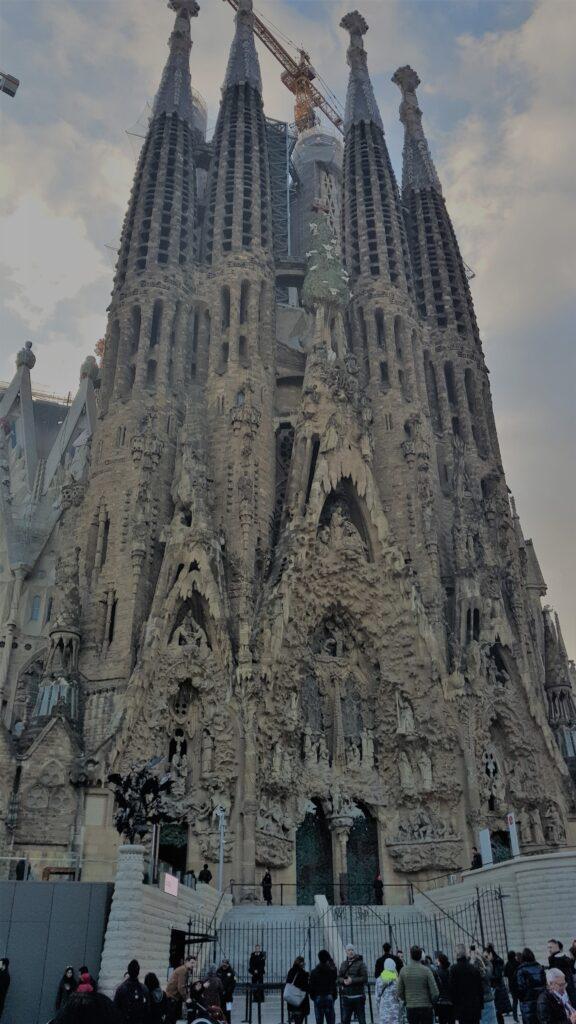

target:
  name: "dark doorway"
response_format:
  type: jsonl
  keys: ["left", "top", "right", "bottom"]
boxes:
{"left": 159, "top": 822, "right": 188, "bottom": 875}
{"left": 296, "top": 800, "right": 334, "bottom": 905}
{"left": 491, "top": 829, "right": 512, "bottom": 864}
{"left": 170, "top": 928, "right": 186, "bottom": 969}
{"left": 346, "top": 807, "right": 379, "bottom": 904}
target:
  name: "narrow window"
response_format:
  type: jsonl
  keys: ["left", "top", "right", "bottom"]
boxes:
{"left": 108, "top": 598, "right": 118, "bottom": 644}
{"left": 380, "top": 361, "right": 390, "bottom": 389}
{"left": 444, "top": 361, "right": 457, "bottom": 406}
{"left": 150, "top": 299, "right": 163, "bottom": 347}
{"left": 30, "top": 595, "right": 42, "bottom": 622}
{"left": 452, "top": 416, "right": 461, "bottom": 437}
{"left": 221, "top": 286, "right": 231, "bottom": 330}
{"left": 220, "top": 343, "right": 229, "bottom": 371}
{"left": 146, "top": 359, "right": 157, "bottom": 388}
{"left": 236, "top": 390, "right": 245, "bottom": 407}
{"left": 375, "top": 309, "right": 386, "bottom": 349}
{"left": 240, "top": 281, "right": 250, "bottom": 325}
{"left": 131, "top": 306, "right": 141, "bottom": 353}
{"left": 304, "top": 436, "right": 320, "bottom": 509}
{"left": 466, "top": 608, "right": 472, "bottom": 644}
{"left": 100, "top": 515, "right": 110, "bottom": 568}
{"left": 424, "top": 353, "right": 442, "bottom": 433}
{"left": 473, "top": 608, "right": 480, "bottom": 642}
{"left": 45, "top": 596, "right": 53, "bottom": 623}
{"left": 394, "top": 316, "right": 403, "bottom": 360}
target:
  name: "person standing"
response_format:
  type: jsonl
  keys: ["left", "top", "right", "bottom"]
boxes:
{"left": 113, "top": 960, "right": 151, "bottom": 1024}
{"left": 547, "top": 944, "right": 576, "bottom": 1005}
{"left": 376, "top": 945, "right": 404, "bottom": 978}
{"left": 537, "top": 969, "right": 576, "bottom": 1024}
{"left": 202, "top": 965, "right": 224, "bottom": 1014}
{"left": 217, "top": 958, "right": 236, "bottom": 1024}
{"left": 144, "top": 973, "right": 168, "bottom": 1024}
{"left": 374, "top": 874, "right": 384, "bottom": 905}
{"left": 505, "top": 952, "right": 520, "bottom": 1023}
{"left": 449, "top": 946, "right": 484, "bottom": 1024}
{"left": 516, "top": 949, "right": 546, "bottom": 1024}
{"left": 484, "top": 946, "right": 512, "bottom": 1024}
{"left": 309, "top": 950, "right": 338, "bottom": 1024}
{"left": 396, "top": 945, "right": 439, "bottom": 1024}
{"left": 285, "top": 956, "right": 310, "bottom": 1024}
{"left": 0, "top": 959, "right": 10, "bottom": 1021}
{"left": 249, "top": 945, "right": 266, "bottom": 1005}
{"left": 262, "top": 871, "right": 273, "bottom": 906}
{"left": 166, "top": 955, "right": 196, "bottom": 1023}
{"left": 339, "top": 945, "right": 369, "bottom": 1024}
{"left": 376, "top": 957, "right": 402, "bottom": 1024}
{"left": 470, "top": 849, "right": 482, "bottom": 871}
{"left": 432, "top": 953, "right": 453, "bottom": 1024}
{"left": 198, "top": 864, "right": 213, "bottom": 884}
{"left": 56, "top": 967, "right": 78, "bottom": 1011}
{"left": 470, "top": 951, "right": 496, "bottom": 1024}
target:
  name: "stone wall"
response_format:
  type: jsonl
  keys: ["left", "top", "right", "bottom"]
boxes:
{"left": 98, "top": 845, "right": 232, "bottom": 995}
{"left": 414, "top": 850, "right": 576, "bottom": 954}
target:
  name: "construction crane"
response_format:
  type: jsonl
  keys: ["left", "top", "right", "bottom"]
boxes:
{"left": 223, "top": 0, "right": 344, "bottom": 135}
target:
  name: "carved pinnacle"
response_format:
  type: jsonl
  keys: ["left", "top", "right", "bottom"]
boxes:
{"left": 392, "top": 65, "right": 421, "bottom": 96}
{"left": 168, "top": 0, "right": 200, "bottom": 15}
{"left": 340, "top": 11, "right": 369, "bottom": 42}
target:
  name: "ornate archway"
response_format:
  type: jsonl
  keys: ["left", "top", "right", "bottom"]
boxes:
{"left": 296, "top": 800, "right": 334, "bottom": 905}
{"left": 346, "top": 805, "right": 379, "bottom": 904}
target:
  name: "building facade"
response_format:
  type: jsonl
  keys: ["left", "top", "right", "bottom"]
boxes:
{"left": 0, "top": 0, "right": 574, "bottom": 897}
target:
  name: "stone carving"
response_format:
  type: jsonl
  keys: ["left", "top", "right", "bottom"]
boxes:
{"left": 544, "top": 802, "right": 566, "bottom": 846}
{"left": 399, "top": 751, "right": 416, "bottom": 793}
{"left": 396, "top": 692, "right": 415, "bottom": 736}
{"left": 417, "top": 751, "right": 433, "bottom": 792}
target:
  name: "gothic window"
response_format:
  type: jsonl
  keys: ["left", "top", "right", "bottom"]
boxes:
{"left": 108, "top": 597, "right": 117, "bottom": 644}
{"left": 29, "top": 595, "right": 41, "bottom": 622}
{"left": 130, "top": 307, "right": 141, "bottom": 353}
{"left": 394, "top": 316, "right": 403, "bottom": 360}
{"left": 100, "top": 514, "right": 110, "bottom": 568}
{"left": 318, "top": 477, "right": 372, "bottom": 561}
{"left": 240, "top": 281, "right": 250, "bottom": 325}
{"left": 424, "top": 352, "right": 442, "bottom": 433}
{"left": 473, "top": 608, "right": 480, "bottom": 642}
{"left": 146, "top": 359, "right": 157, "bottom": 388}
{"left": 444, "top": 361, "right": 457, "bottom": 406}
{"left": 150, "top": 300, "right": 163, "bottom": 347}
{"left": 235, "top": 390, "right": 245, "bottom": 407}
{"left": 380, "top": 361, "right": 390, "bottom": 390}
{"left": 374, "top": 308, "right": 386, "bottom": 349}
{"left": 304, "top": 435, "right": 320, "bottom": 510}
{"left": 221, "top": 286, "right": 231, "bottom": 330}
{"left": 45, "top": 597, "right": 53, "bottom": 624}
{"left": 271, "top": 423, "right": 295, "bottom": 549}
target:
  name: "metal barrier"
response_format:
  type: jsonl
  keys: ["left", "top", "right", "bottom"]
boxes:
{"left": 230, "top": 881, "right": 414, "bottom": 907}
{"left": 240, "top": 981, "right": 376, "bottom": 1024}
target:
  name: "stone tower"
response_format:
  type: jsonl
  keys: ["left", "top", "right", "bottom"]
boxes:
{"left": 0, "top": 3, "right": 574, "bottom": 892}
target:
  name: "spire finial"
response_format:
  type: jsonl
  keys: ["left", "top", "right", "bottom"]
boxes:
{"left": 340, "top": 11, "right": 383, "bottom": 132}
{"left": 152, "top": 0, "right": 199, "bottom": 123}
{"left": 16, "top": 341, "right": 35, "bottom": 370}
{"left": 223, "top": 0, "right": 262, "bottom": 93}
{"left": 392, "top": 65, "right": 442, "bottom": 193}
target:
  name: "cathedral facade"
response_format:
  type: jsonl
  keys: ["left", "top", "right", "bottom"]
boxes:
{"left": 0, "top": 0, "right": 575, "bottom": 898}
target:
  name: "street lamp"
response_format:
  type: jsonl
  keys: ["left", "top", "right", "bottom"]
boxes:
{"left": 213, "top": 805, "right": 226, "bottom": 892}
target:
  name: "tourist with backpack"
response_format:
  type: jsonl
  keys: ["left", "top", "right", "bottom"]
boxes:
{"left": 516, "top": 950, "right": 546, "bottom": 1024}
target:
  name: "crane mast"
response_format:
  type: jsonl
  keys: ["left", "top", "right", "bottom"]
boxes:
{"left": 222, "top": 0, "right": 343, "bottom": 134}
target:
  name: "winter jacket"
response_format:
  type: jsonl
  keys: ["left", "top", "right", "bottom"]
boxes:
{"left": 505, "top": 960, "right": 520, "bottom": 998}
{"left": 339, "top": 956, "right": 368, "bottom": 998}
{"left": 433, "top": 966, "right": 452, "bottom": 1006}
{"left": 166, "top": 965, "right": 189, "bottom": 1002}
{"left": 309, "top": 963, "right": 338, "bottom": 1000}
{"left": 217, "top": 965, "right": 237, "bottom": 1003}
{"left": 537, "top": 990, "right": 574, "bottom": 1024}
{"left": 113, "top": 977, "right": 151, "bottom": 1024}
{"left": 286, "top": 965, "right": 310, "bottom": 1016}
{"left": 449, "top": 957, "right": 484, "bottom": 1020}
{"left": 548, "top": 956, "right": 576, "bottom": 1003}
{"left": 397, "top": 962, "right": 439, "bottom": 1009}
{"left": 77, "top": 971, "right": 95, "bottom": 994}
{"left": 516, "top": 963, "right": 546, "bottom": 1024}
{"left": 55, "top": 976, "right": 77, "bottom": 1009}
{"left": 249, "top": 952, "right": 266, "bottom": 983}
{"left": 202, "top": 975, "right": 224, "bottom": 1011}
{"left": 147, "top": 986, "right": 168, "bottom": 1024}
{"left": 376, "top": 974, "right": 402, "bottom": 1024}
{"left": 491, "top": 957, "right": 512, "bottom": 1015}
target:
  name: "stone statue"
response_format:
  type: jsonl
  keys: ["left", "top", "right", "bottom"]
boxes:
{"left": 528, "top": 807, "right": 545, "bottom": 846}
{"left": 361, "top": 730, "right": 374, "bottom": 768}
{"left": 201, "top": 730, "right": 214, "bottom": 776}
{"left": 302, "top": 725, "right": 314, "bottom": 762}
{"left": 399, "top": 751, "right": 415, "bottom": 793}
{"left": 396, "top": 692, "right": 415, "bottom": 736}
{"left": 317, "top": 734, "right": 329, "bottom": 766}
{"left": 544, "top": 803, "right": 566, "bottom": 846}
{"left": 418, "top": 751, "right": 433, "bottom": 792}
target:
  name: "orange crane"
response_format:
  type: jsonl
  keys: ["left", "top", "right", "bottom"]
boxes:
{"left": 223, "top": 0, "right": 344, "bottom": 134}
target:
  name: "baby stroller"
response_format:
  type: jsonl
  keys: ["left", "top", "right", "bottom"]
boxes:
{"left": 186, "top": 994, "right": 226, "bottom": 1024}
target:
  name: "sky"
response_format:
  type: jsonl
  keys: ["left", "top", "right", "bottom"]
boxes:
{"left": 0, "top": 0, "right": 574, "bottom": 656}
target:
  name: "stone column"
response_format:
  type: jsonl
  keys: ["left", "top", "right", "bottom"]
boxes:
{"left": 329, "top": 816, "right": 353, "bottom": 905}
{"left": 98, "top": 844, "right": 145, "bottom": 995}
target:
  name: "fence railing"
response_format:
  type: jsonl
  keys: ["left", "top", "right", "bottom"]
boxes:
{"left": 230, "top": 881, "right": 414, "bottom": 906}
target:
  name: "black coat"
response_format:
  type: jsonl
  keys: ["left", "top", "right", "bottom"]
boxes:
{"left": 217, "top": 966, "right": 236, "bottom": 1002}
{"left": 56, "top": 976, "right": 77, "bottom": 1010}
{"left": 516, "top": 963, "right": 546, "bottom": 1024}
{"left": 449, "top": 958, "right": 484, "bottom": 1019}
{"left": 286, "top": 966, "right": 310, "bottom": 1017}
{"left": 0, "top": 967, "right": 9, "bottom": 1015}
{"left": 537, "top": 990, "right": 572, "bottom": 1024}
{"left": 434, "top": 966, "right": 452, "bottom": 1005}
{"left": 491, "top": 957, "right": 512, "bottom": 1015}
{"left": 309, "top": 963, "right": 338, "bottom": 1000}
{"left": 113, "top": 978, "right": 151, "bottom": 1024}
{"left": 505, "top": 960, "right": 519, "bottom": 998}
{"left": 250, "top": 952, "right": 266, "bottom": 1003}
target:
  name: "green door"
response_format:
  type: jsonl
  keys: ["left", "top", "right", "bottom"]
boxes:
{"left": 346, "top": 811, "right": 379, "bottom": 905}
{"left": 296, "top": 803, "right": 334, "bottom": 905}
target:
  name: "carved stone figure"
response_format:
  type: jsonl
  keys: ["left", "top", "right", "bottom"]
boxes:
{"left": 399, "top": 751, "right": 415, "bottom": 793}
{"left": 396, "top": 692, "right": 415, "bottom": 736}
{"left": 417, "top": 751, "right": 433, "bottom": 792}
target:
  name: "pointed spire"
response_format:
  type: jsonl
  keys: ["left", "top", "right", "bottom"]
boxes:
{"left": 392, "top": 65, "right": 442, "bottom": 193}
{"left": 223, "top": 0, "right": 262, "bottom": 94}
{"left": 340, "top": 11, "right": 383, "bottom": 133}
{"left": 152, "top": 0, "right": 199, "bottom": 124}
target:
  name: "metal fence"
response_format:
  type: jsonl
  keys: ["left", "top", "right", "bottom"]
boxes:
{"left": 185, "top": 886, "right": 509, "bottom": 985}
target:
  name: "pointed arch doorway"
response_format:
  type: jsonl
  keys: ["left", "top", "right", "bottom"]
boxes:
{"left": 346, "top": 806, "right": 379, "bottom": 905}
{"left": 296, "top": 800, "right": 334, "bottom": 905}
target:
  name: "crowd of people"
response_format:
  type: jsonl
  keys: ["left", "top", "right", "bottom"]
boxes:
{"left": 279, "top": 938, "right": 576, "bottom": 1024}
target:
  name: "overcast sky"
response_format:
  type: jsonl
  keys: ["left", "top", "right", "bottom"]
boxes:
{"left": 0, "top": 0, "right": 574, "bottom": 656}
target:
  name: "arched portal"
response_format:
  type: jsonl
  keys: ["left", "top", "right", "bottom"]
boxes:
{"left": 296, "top": 800, "right": 334, "bottom": 905}
{"left": 346, "top": 806, "right": 379, "bottom": 905}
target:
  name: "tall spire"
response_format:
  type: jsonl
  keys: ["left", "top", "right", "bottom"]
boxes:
{"left": 223, "top": 0, "right": 262, "bottom": 94}
{"left": 392, "top": 66, "right": 441, "bottom": 193}
{"left": 340, "top": 11, "right": 383, "bottom": 133}
{"left": 153, "top": 0, "right": 199, "bottom": 125}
